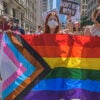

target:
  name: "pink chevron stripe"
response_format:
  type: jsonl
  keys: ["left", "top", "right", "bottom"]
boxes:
{"left": 2, "top": 42, "right": 26, "bottom": 90}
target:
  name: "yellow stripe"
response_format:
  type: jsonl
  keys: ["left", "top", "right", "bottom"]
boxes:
{"left": 43, "top": 57, "right": 100, "bottom": 70}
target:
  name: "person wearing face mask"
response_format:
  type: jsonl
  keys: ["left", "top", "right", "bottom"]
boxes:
{"left": 13, "top": 18, "right": 25, "bottom": 34}
{"left": 84, "top": 7, "right": 100, "bottom": 36}
{"left": 44, "top": 12, "right": 63, "bottom": 34}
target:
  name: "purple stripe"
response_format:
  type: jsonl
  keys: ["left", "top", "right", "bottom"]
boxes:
{"left": 3, "top": 42, "right": 26, "bottom": 90}
{"left": 23, "top": 89, "right": 100, "bottom": 100}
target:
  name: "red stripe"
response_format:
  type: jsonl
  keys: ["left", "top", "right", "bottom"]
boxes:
{"left": 21, "top": 34, "right": 100, "bottom": 58}
{"left": 22, "top": 34, "right": 100, "bottom": 47}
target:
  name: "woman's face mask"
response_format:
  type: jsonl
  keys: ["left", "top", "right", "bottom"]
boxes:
{"left": 47, "top": 16, "right": 58, "bottom": 29}
{"left": 48, "top": 19, "right": 58, "bottom": 29}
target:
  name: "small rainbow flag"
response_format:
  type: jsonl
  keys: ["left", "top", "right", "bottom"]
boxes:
{"left": 1, "top": 33, "right": 100, "bottom": 100}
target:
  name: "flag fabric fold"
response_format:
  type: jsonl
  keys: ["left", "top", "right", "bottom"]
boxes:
{"left": 0, "top": 33, "right": 100, "bottom": 100}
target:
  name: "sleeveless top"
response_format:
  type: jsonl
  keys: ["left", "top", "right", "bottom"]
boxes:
{"left": 89, "top": 25, "right": 100, "bottom": 36}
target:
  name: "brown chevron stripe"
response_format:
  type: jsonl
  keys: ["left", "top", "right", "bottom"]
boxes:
{"left": 5, "top": 33, "right": 47, "bottom": 100}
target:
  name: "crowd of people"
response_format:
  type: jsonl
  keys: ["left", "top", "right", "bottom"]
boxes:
{"left": 0, "top": 6, "right": 100, "bottom": 36}
{"left": 0, "top": 16, "right": 25, "bottom": 34}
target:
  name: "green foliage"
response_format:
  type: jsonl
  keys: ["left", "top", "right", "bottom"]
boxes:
{"left": 81, "top": 16, "right": 93, "bottom": 27}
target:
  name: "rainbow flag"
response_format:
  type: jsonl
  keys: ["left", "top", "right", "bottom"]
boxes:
{"left": 1, "top": 33, "right": 100, "bottom": 100}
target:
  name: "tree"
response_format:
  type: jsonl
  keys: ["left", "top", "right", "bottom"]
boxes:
{"left": 81, "top": 16, "right": 93, "bottom": 27}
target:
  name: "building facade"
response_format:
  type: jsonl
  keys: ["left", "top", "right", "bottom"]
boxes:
{"left": 48, "top": 0, "right": 53, "bottom": 11}
{"left": 36, "top": 0, "right": 48, "bottom": 29}
{"left": 81, "top": 0, "right": 99, "bottom": 19}
{"left": 0, "top": 0, "right": 36, "bottom": 32}
{"left": 87, "top": 0, "right": 99, "bottom": 19}
{"left": 24, "top": 0, "right": 37, "bottom": 31}
{"left": 80, "top": 0, "right": 88, "bottom": 16}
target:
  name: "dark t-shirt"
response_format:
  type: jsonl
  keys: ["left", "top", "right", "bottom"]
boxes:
{"left": 13, "top": 26, "right": 25, "bottom": 34}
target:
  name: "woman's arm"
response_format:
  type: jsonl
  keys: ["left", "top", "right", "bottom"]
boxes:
{"left": 84, "top": 26, "right": 91, "bottom": 36}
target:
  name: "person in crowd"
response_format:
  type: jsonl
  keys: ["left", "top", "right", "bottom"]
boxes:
{"left": 81, "top": 26, "right": 86, "bottom": 34}
{"left": 30, "top": 29, "right": 34, "bottom": 34}
{"left": 73, "top": 21, "right": 83, "bottom": 35}
{"left": 7, "top": 17, "right": 14, "bottom": 31}
{"left": 64, "top": 14, "right": 74, "bottom": 34}
{"left": 35, "top": 26, "right": 43, "bottom": 34}
{"left": 13, "top": 18, "right": 25, "bottom": 34}
{"left": 0, "top": 15, "right": 9, "bottom": 33}
{"left": 25, "top": 27, "right": 30, "bottom": 34}
{"left": 44, "top": 12, "right": 63, "bottom": 34}
{"left": 84, "top": 7, "right": 100, "bottom": 36}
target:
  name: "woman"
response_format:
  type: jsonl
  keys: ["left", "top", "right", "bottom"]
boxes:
{"left": 84, "top": 7, "right": 100, "bottom": 36}
{"left": 65, "top": 14, "right": 74, "bottom": 34}
{"left": 44, "top": 12, "right": 62, "bottom": 34}
{"left": 73, "top": 21, "right": 83, "bottom": 35}
{"left": 0, "top": 15, "right": 9, "bottom": 33}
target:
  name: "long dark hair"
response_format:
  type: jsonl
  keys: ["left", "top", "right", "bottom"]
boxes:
{"left": 92, "top": 7, "right": 100, "bottom": 22}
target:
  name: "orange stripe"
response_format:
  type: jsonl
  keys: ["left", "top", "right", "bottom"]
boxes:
{"left": 22, "top": 34, "right": 100, "bottom": 47}
{"left": 31, "top": 46, "right": 100, "bottom": 58}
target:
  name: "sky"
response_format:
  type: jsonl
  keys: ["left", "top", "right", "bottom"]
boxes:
{"left": 53, "top": 0, "right": 56, "bottom": 9}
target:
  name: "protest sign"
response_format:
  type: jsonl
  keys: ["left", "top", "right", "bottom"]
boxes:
{"left": 59, "top": 0, "right": 78, "bottom": 16}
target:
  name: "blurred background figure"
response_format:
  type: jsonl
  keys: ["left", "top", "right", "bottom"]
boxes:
{"left": 66, "top": 14, "right": 74, "bottom": 32}
{"left": 13, "top": 18, "right": 25, "bottom": 34}
{"left": 0, "top": 15, "right": 9, "bottom": 33}
{"left": 7, "top": 17, "right": 14, "bottom": 31}
{"left": 25, "top": 27, "right": 30, "bottom": 34}
{"left": 73, "top": 21, "right": 83, "bottom": 35}
{"left": 30, "top": 29, "right": 34, "bottom": 34}
{"left": 64, "top": 14, "right": 74, "bottom": 34}
{"left": 84, "top": 7, "right": 100, "bottom": 36}
{"left": 35, "top": 26, "right": 43, "bottom": 34}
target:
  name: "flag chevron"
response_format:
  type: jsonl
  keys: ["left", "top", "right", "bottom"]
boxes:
{"left": 2, "top": 33, "right": 51, "bottom": 100}
{"left": 2, "top": 33, "right": 100, "bottom": 100}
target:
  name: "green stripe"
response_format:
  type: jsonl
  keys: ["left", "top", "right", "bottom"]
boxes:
{"left": 44, "top": 67, "right": 100, "bottom": 81}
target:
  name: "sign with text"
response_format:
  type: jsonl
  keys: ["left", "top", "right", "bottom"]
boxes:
{"left": 59, "top": 0, "right": 78, "bottom": 16}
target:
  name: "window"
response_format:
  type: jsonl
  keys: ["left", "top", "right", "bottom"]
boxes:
{"left": 3, "top": 1, "right": 8, "bottom": 14}
{"left": 12, "top": 8, "right": 16, "bottom": 17}
{"left": 82, "top": 5, "right": 84, "bottom": 9}
{"left": 83, "top": 0, "right": 85, "bottom": 4}
{"left": 82, "top": 11, "right": 84, "bottom": 15}
{"left": 85, "top": 5, "right": 87, "bottom": 9}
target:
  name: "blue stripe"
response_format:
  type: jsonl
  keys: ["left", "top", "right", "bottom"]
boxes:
{"left": 2, "top": 34, "right": 35, "bottom": 99}
{"left": 32, "top": 78, "right": 100, "bottom": 92}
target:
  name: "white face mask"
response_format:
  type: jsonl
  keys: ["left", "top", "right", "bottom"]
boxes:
{"left": 47, "top": 20, "right": 58, "bottom": 29}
